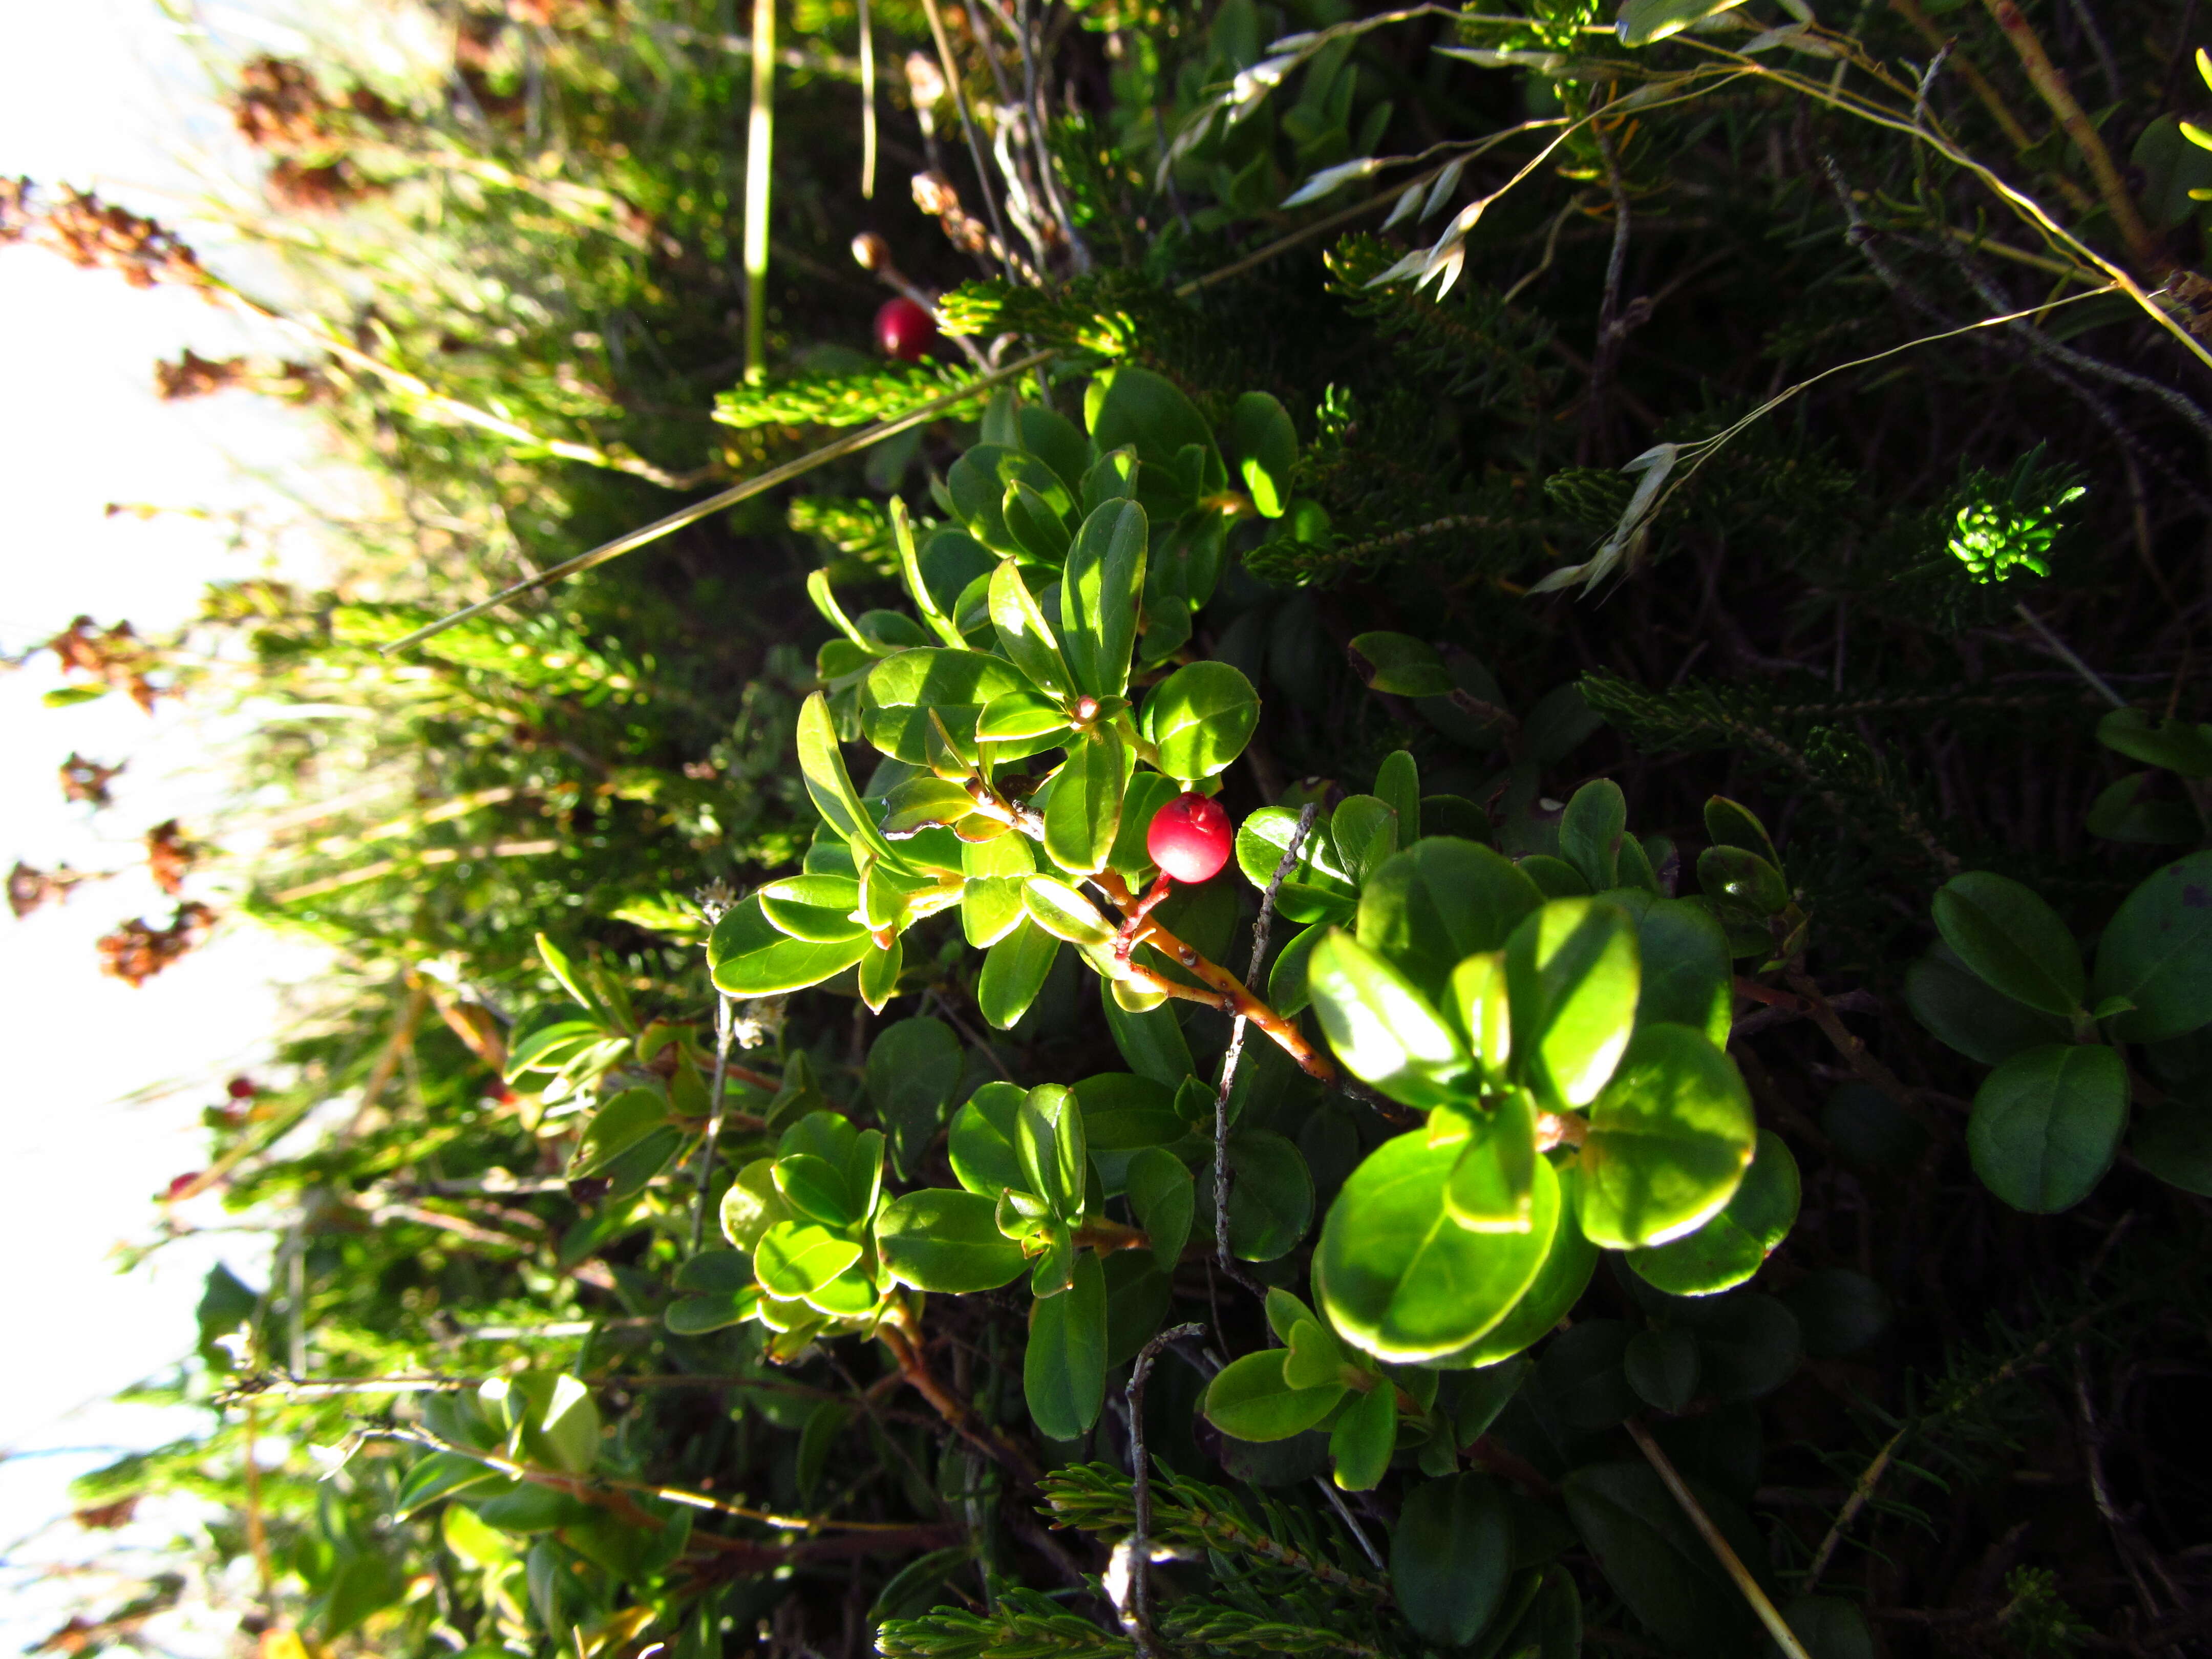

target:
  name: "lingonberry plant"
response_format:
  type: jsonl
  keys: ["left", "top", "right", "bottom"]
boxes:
{"left": 32, "top": 0, "right": 2212, "bottom": 1653}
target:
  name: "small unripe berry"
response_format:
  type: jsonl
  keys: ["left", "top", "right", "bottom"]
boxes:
{"left": 1148, "top": 792, "right": 1232, "bottom": 883}
{"left": 874, "top": 297, "right": 940, "bottom": 361}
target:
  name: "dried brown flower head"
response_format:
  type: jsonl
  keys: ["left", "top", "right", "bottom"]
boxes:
{"left": 38, "top": 187, "right": 209, "bottom": 292}
{"left": 97, "top": 902, "right": 218, "bottom": 987}
{"left": 59, "top": 753, "right": 124, "bottom": 806}
{"left": 144, "top": 819, "right": 199, "bottom": 897}
{"left": 154, "top": 349, "right": 246, "bottom": 400}
{"left": 46, "top": 616, "right": 163, "bottom": 712}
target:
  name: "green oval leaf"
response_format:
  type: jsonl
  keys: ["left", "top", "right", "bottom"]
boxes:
{"left": 1390, "top": 1473, "right": 1514, "bottom": 1646}
{"left": 861, "top": 649, "right": 1033, "bottom": 765}
{"left": 1506, "top": 898, "right": 1642, "bottom": 1110}
{"left": 1433, "top": 1168, "right": 1599, "bottom": 1369}
{"left": 710, "top": 896, "right": 873, "bottom": 996}
{"left": 867, "top": 1016, "right": 964, "bottom": 1178}
{"left": 1932, "top": 870, "right": 2085, "bottom": 1018}
{"left": 1146, "top": 661, "right": 1259, "bottom": 781}
{"left": 753, "top": 1221, "right": 863, "bottom": 1299}
{"left": 1307, "top": 929, "right": 1475, "bottom": 1111}
{"left": 1203, "top": 1349, "right": 1348, "bottom": 1442}
{"left": 1042, "top": 728, "right": 1127, "bottom": 877}
{"left": 1328, "top": 1378, "right": 1399, "bottom": 1492}
{"left": 1967, "top": 1041, "right": 2126, "bottom": 1213}
{"left": 1577, "top": 1022, "right": 1755, "bottom": 1250}
{"left": 1316, "top": 1131, "right": 1560, "bottom": 1362}
{"left": 979, "top": 918, "right": 1060, "bottom": 1029}
{"left": 1025, "top": 1249, "right": 1108, "bottom": 1441}
{"left": 1356, "top": 838, "right": 1543, "bottom": 1002}
{"left": 876, "top": 1189, "right": 1029, "bottom": 1292}
{"left": 1059, "top": 498, "right": 1148, "bottom": 698}
{"left": 2092, "top": 850, "right": 2212, "bottom": 1041}
{"left": 1230, "top": 391, "right": 1297, "bottom": 518}
{"left": 1626, "top": 1128, "right": 1799, "bottom": 1295}
{"left": 1347, "top": 630, "right": 1454, "bottom": 697}
{"left": 758, "top": 874, "right": 866, "bottom": 943}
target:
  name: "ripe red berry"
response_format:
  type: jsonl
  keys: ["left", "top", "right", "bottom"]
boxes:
{"left": 1148, "top": 792, "right": 1233, "bottom": 883}
{"left": 874, "top": 297, "right": 940, "bottom": 362}
{"left": 225, "top": 1075, "right": 258, "bottom": 1100}
{"left": 164, "top": 1172, "right": 201, "bottom": 1201}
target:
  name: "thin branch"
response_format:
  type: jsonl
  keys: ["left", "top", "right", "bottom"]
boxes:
{"left": 2013, "top": 604, "right": 2125, "bottom": 709}
{"left": 1211, "top": 802, "right": 1320, "bottom": 1300}
{"left": 690, "top": 985, "right": 739, "bottom": 1253}
{"left": 1626, "top": 1419, "right": 1813, "bottom": 1659}
{"left": 376, "top": 349, "right": 1053, "bottom": 653}
{"left": 1120, "top": 1322, "right": 1206, "bottom": 1656}
{"left": 918, "top": 0, "right": 1016, "bottom": 283}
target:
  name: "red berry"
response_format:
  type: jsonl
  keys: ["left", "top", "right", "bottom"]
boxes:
{"left": 1148, "top": 792, "right": 1233, "bottom": 883}
{"left": 164, "top": 1173, "right": 201, "bottom": 1201}
{"left": 874, "top": 297, "right": 940, "bottom": 361}
{"left": 225, "top": 1075, "right": 258, "bottom": 1100}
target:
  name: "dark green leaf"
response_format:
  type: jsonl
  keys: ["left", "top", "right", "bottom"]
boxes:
{"left": 710, "top": 896, "right": 873, "bottom": 997}
{"left": 1348, "top": 630, "right": 1454, "bottom": 697}
{"left": 2092, "top": 851, "right": 2212, "bottom": 1041}
{"left": 1125, "top": 1145, "right": 1194, "bottom": 1269}
{"left": 1904, "top": 945, "right": 2069, "bottom": 1064}
{"left": 1563, "top": 1462, "right": 1759, "bottom": 1650}
{"left": 1025, "top": 1249, "right": 1108, "bottom": 1440}
{"left": 1356, "top": 839, "right": 1543, "bottom": 1002}
{"left": 1559, "top": 781, "right": 1627, "bottom": 894}
{"left": 979, "top": 919, "right": 1060, "bottom": 1029}
{"left": 862, "top": 649, "right": 1033, "bottom": 766}
{"left": 1390, "top": 1473, "right": 1514, "bottom": 1646}
{"left": 1539, "top": 1318, "right": 1637, "bottom": 1430}
{"left": 1328, "top": 1378, "right": 1398, "bottom": 1492}
{"left": 1932, "top": 871, "right": 2085, "bottom": 1018}
{"left": 1230, "top": 391, "right": 1298, "bottom": 517}
{"left": 1625, "top": 1326, "right": 1701, "bottom": 1412}
{"left": 868, "top": 1017, "right": 964, "bottom": 1177}
{"left": 1967, "top": 1042, "right": 2126, "bottom": 1212}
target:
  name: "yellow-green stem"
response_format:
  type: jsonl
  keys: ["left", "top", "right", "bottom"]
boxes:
{"left": 743, "top": 0, "right": 778, "bottom": 384}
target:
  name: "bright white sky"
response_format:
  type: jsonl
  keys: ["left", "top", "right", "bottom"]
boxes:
{"left": 0, "top": 1, "right": 359, "bottom": 1646}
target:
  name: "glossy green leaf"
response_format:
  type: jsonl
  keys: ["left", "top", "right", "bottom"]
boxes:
{"left": 1203, "top": 1349, "right": 1348, "bottom": 1442}
{"left": 987, "top": 558, "right": 1075, "bottom": 699}
{"left": 1236, "top": 805, "right": 1356, "bottom": 925}
{"left": 858, "top": 933, "right": 904, "bottom": 1012}
{"left": 396, "top": 1450, "right": 505, "bottom": 1519}
{"left": 513, "top": 1373, "right": 600, "bottom": 1476}
{"left": 1059, "top": 498, "right": 1148, "bottom": 698}
{"left": 1434, "top": 1168, "right": 1599, "bottom": 1368}
{"left": 1967, "top": 1042, "right": 2126, "bottom": 1213}
{"left": 1444, "top": 1088, "right": 1538, "bottom": 1233}
{"left": 757, "top": 874, "right": 866, "bottom": 943}
{"left": 1357, "top": 838, "right": 1542, "bottom": 1002}
{"left": 1625, "top": 1326, "right": 1701, "bottom": 1412}
{"left": 1146, "top": 661, "right": 1259, "bottom": 781}
{"left": 773, "top": 1153, "right": 858, "bottom": 1227}
{"left": 1125, "top": 1145, "right": 1194, "bottom": 1269}
{"left": 975, "top": 688, "right": 1072, "bottom": 742}
{"left": 1084, "top": 366, "right": 1220, "bottom": 502}
{"left": 1703, "top": 795, "right": 1781, "bottom": 869}
{"left": 1904, "top": 945, "right": 2069, "bottom": 1064}
{"left": 1626, "top": 1128, "right": 1798, "bottom": 1294}
{"left": 720, "top": 1159, "right": 791, "bottom": 1249}
{"left": 2092, "top": 850, "right": 2212, "bottom": 1041}
{"left": 1306, "top": 929, "right": 1475, "bottom": 1111}
{"left": 1390, "top": 1473, "right": 1514, "bottom": 1646}
{"left": 1022, "top": 876, "right": 1117, "bottom": 948}
{"left": 1559, "top": 780, "right": 1627, "bottom": 894}
{"left": 1696, "top": 845, "right": 1788, "bottom": 918}
{"left": 710, "top": 896, "right": 872, "bottom": 997}
{"left": 876, "top": 1189, "right": 1028, "bottom": 1292}
{"left": 949, "top": 443, "right": 1069, "bottom": 554}
{"left": 880, "top": 776, "right": 978, "bottom": 838}
{"left": 2097, "top": 707, "right": 2212, "bottom": 777}
{"left": 1003, "top": 478, "right": 1072, "bottom": 564}
{"left": 753, "top": 1221, "right": 863, "bottom": 1299}
{"left": 1329, "top": 1377, "right": 1399, "bottom": 1491}
{"left": 1043, "top": 728, "right": 1126, "bottom": 876}
{"left": 947, "top": 1081, "right": 1026, "bottom": 1197}
{"left": 1211, "top": 1130, "right": 1314, "bottom": 1262}
{"left": 1373, "top": 750, "right": 1420, "bottom": 843}
{"left": 1018, "top": 1084, "right": 1089, "bottom": 1223}
{"left": 1932, "top": 870, "right": 2085, "bottom": 1018}
{"left": 1270, "top": 920, "right": 1326, "bottom": 1016}
{"left": 1229, "top": 391, "right": 1297, "bottom": 517}
{"left": 570, "top": 1087, "right": 672, "bottom": 1177}
{"left": 861, "top": 649, "right": 1032, "bottom": 765}
{"left": 1348, "top": 631, "right": 1454, "bottom": 697}
{"left": 1316, "top": 1130, "right": 1560, "bottom": 1362}
{"left": 1506, "top": 898, "right": 1641, "bottom": 1110}
{"left": 1578, "top": 1022, "right": 1756, "bottom": 1250}
{"left": 1101, "top": 977, "right": 1196, "bottom": 1087}
{"left": 1331, "top": 794, "right": 1398, "bottom": 887}
{"left": 1632, "top": 897, "right": 1733, "bottom": 1047}
{"left": 979, "top": 919, "right": 1059, "bottom": 1029}
{"left": 1025, "top": 1249, "right": 1108, "bottom": 1441}
{"left": 2087, "top": 772, "right": 2202, "bottom": 844}
{"left": 797, "top": 692, "right": 906, "bottom": 869}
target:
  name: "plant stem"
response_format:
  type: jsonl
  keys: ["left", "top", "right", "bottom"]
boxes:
{"left": 1975, "top": 0, "right": 2164, "bottom": 275}
{"left": 743, "top": 0, "right": 778, "bottom": 383}
{"left": 1121, "top": 1322, "right": 1205, "bottom": 1656}
{"left": 1625, "top": 1418, "right": 1813, "bottom": 1659}
{"left": 858, "top": 0, "right": 878, "bottom": 200}
{"left": 377, "top": 348, "right": 1054, "bottom": 653}
{"left": 690, "top": 988, "right": 737, "bottom": 1254}
{"left": 918, "top": 0, "right": 1016, "bottom": 282}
